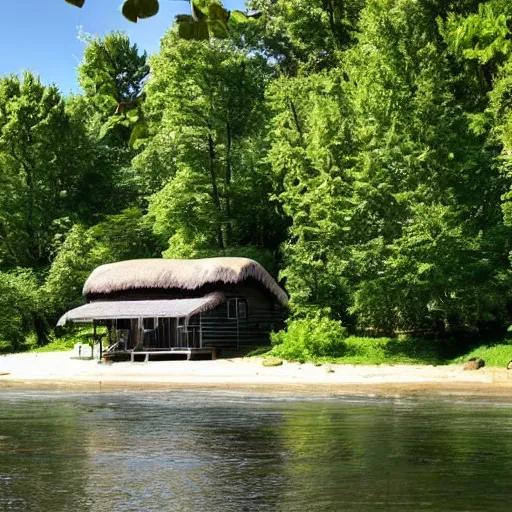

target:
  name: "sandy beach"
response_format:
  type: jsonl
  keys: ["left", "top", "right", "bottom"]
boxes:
{"left": 1, "top": 351, "right": 512, "bottom": 396}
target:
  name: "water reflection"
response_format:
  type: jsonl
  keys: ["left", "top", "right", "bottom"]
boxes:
{"left": 1, "top": 392, "right": 512, "bottom": 511}
{"left": 0, "top": 397, "right": 88, "bottom": 511}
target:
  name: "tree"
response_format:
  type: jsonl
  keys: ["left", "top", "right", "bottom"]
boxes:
{"left": 441, "top": 0, "right": 512, "bottom": 287}
{"left": 77, "top": 31, "right": 149, "bottom": 146}
{"left": 78, "top": 31, "right": 148, "bottom": 109}
{"left": 43, "top": 209, "right": 162, "bottom": 322}
{"left": 269, "top": 0, "right": 512, "bottom": 332}
{"left": 0, "top": 72, "right": 100, "bottom": 269}
{"left": 0, "top": 269, "right": 41, "bottom": 351}
{"left": 246, "top": 0, "right": 365, "bottom": 74}
{"left": 138, "top": 31, "right": 286, "bottom": 260}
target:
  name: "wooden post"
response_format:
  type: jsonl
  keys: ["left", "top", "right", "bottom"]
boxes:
{"left": 97, "top": 322, "right": 102, "bottom": 360}
{"left": 93, "top": 322, "right": 101, "bottom": 360}
{"left": 236, "top": 299, "right": 240, "bottom": 350}
{"left": 199, "top": 313, "right": 203, "bottom": 348}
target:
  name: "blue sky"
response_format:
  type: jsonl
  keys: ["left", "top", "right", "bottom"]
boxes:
{"left": 1, "top": 0, "right": 245, "bottom": 95}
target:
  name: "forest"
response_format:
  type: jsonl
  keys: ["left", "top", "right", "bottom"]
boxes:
{"left": 1, "top": 0, "right": 512, "bottom": 359}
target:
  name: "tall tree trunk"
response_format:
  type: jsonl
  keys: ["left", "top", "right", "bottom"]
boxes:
{"left": 325, "top": 0, "right": 340, "bottom": 49}
{"left": 208, "top": 131, "right": 225, "bottom": 250}
{"left": 289, "top": 100, "right": 304, "bottom": 142}
{"left": 22, "top": 160, "right": 38, "bottom": 265}
{"left": 224, "top": 120, "right": 233, "bottom": 248}
{"left": 0, "top": 221, "right": 19, "bottom": 264}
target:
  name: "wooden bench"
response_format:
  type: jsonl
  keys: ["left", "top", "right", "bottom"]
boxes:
{"left": 130, "top": 348, "right": 216, "bottom": 362}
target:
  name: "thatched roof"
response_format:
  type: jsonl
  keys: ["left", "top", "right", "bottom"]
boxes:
{"left": 57, "top": 293, "right": 225, "bottom": 326}
{"left": 83, "top": 257, "right": 288, "bottom": 305}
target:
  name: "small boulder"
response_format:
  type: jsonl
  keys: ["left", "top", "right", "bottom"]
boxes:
{"left": 262, "top": 357, "right": 283, "bottom": 367}
{"left": 506, "top": 360, "right": 512, "bottom": 370}
{"left": 463, "top": 358, "right": 485, "bottom": 371}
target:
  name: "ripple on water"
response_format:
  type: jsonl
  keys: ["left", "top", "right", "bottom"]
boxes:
{"left": 1, "top": 391, "right": 512, "bottom": 511}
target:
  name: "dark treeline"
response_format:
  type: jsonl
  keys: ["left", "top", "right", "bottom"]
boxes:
{"left": 1, "top": 0, "right": 512, "bottom": 353}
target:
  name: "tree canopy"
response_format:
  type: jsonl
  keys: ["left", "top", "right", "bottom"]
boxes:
{"left": 2, "top": 0, "right": 512, "bottom": 352}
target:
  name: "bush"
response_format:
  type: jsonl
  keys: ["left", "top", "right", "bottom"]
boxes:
{"left": 30, "top": 326, "right": 108, "bottom": 353}
{"left": 271, "top": 313, "right": 348, "bottom": 360}
{"left": 0, "top": 269, "right": 42, "bottom": 352}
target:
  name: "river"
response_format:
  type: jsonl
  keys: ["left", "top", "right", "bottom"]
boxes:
{"left": 0, "top": 391, "right": 511, "bottom": 511}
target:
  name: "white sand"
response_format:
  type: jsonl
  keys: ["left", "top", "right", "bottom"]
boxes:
{"left": 1, "top": 351, "right": 512, "bottom": 395}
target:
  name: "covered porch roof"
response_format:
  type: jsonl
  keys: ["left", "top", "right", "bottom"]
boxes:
{"left": 57, "top": 293, "right": 224, "bottom": 327}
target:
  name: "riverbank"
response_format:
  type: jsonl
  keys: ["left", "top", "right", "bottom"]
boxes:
{"left": 2, "top": 351, "right": 512, "bottom": 396}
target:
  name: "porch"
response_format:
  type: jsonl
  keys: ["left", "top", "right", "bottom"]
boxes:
{"left": 129, "top": 347, "right": 216, "bottom": 362}
{"left": 57, "top": 296, "right": 222, "bottom": 361}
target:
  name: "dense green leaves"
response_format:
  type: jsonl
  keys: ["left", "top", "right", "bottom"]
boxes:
{"left": 0, "top": 73, "right": 103, "bottom": 268}
{"left": 122, "top": 0, "right": 160, "bottom": 23}
{"left": 6, "top": 0, "right": 512, "bottom": 351}
{"left": 0, "top": 270, "right": 41, "bottom": 352}
{"left": 138, "top": 33, "right": 285, "bottom": 259}
{"left": 269, "top": 0, "right": 512, "bottom": 335}
{"left": 271, "top": 312, "right": 348, "bottom": 360}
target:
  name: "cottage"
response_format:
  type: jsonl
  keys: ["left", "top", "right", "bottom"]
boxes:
{"left": 57, "top": 257, "right": 288, "bottom": 361}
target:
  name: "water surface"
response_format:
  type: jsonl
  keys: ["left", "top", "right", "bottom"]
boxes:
{"left": 1, "top": 391, "right": 511, "bottom": 511}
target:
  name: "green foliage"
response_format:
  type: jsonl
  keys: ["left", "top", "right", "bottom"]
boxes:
{"left": 269, "top": 0, "right": 512, "bottom": 335}
{"left": 29, "top": 327, "right": 105, "bottom": 353}
{"left": 42, "top": 209, "right": 161, "bottom": 323}
{"left": 333, "top": 337, "right": 450, "bottom": 365}
{"left": 65, "top": 0, "right": 260, "bottom": 40}
{"left": 0, "top": 270, "right": 41, "bottom": 352}
{"left": 270, "top": 333, "right": 473, "bottom": 365}
{"left": 140, "top": 33, "right": 286, "bottom": 258}
{"left": 78, "top": 31, "right": 149, "bottom": 103}
{"left": 0, "top": 72, "right": 101, "bottom": 268}
{"left": 9, "top": 2, "right": 512, "bottom": 355}
{"left": 66, "top": 0, "right": 161, "bottom": 23}
{"left": 77, "top": 31, "right": 149, "bottom": 147}
{"left": 451, "top": 340, "right": 512, "bottom": 367}
{"left": 271, "top": 312, "right": 348, "bottom": 360}
{"left": 122, "top": 0, "right": 160, "bottom": 23}
{"left": 441, "top": 1, "right": 512, "bottom": 65}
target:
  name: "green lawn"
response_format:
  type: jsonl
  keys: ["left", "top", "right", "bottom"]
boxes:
{"left": 27, "top": 327, "right": 106, "bottom": 354}
{"left": 266, "top": 336, "right": 512, "bottom": 367}
{"left": 450, "top": 343, "right": 512, "bottom": 367}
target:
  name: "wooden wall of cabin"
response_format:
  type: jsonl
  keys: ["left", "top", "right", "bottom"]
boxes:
{"left": 200, "top": 285, "right": 286, "bottom": 352}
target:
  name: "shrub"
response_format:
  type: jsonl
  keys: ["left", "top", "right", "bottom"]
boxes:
{"left": 271, "top": 312, "right": 348, "bottom": 361}
{"left": 0, "top": 269, "right": 41, "bottom": 352}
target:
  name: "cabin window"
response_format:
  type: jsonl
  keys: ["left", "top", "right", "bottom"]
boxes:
{"left": 227, "top": 299, "right": 248, "bottom": 320}
{"left": 116, "top": 319, "right": 131, "bottom": 330}
{"left": 228, "top": 300, "right": 237, "bottom": 319}
{"left": 238, "top": 300, "right": 247, "bottom": 319}
{"left": 142, "top": 318, "right": 156, "bottom": 330}
{"left": 189, "top": 314, "right": 200, "bottom": 326}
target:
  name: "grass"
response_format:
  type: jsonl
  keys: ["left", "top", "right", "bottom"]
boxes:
{"left": 29, "top": 336, "right": 77, "bottom": 353}
{"left": 450, "top": 342, "right": 512, "bottom": 367}
{"left": 4, "top": 330, "right": 512, "bottom": 368}
{"left": 29, "top": 327, "right": 107, "bottom": 354}
{"left": 267, "top": 336, "right": 512, "bottom": 367}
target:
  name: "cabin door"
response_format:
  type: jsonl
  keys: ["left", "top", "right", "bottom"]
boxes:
{"left": 159, "top": 318, "right": 178, "bottom": 348}
{"left": 175, "top": 315, "right": 201, "bottom": 349}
